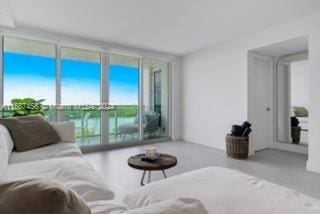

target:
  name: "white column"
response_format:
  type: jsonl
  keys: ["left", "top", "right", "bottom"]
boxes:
{"left": 139, "top": 58, "right": 144, "bottom": 140}
{"left": 170, "top": 57, "right": 182, "bottom": 140}
{"left": 0, "top": 35, "right": 3, "bottom": 117}
{"left": 101, "top": 53, "right": 109, "bottom": 144}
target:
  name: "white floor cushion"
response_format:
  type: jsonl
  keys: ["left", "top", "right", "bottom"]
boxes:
{"left": 123, "top": 167, "right": 320, "bottom": 214}
{"left": 87, "top": 198, "right": 208, "bottom": 214}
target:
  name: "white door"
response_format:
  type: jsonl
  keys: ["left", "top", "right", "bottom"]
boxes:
{"left": 248, "top": 53, "right": 273, "bottom": 152}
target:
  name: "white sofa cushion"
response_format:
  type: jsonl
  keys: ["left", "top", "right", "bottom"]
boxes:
{"left": 51, "top": 121, "right": 75, "bottom": 143}
{"left": 2, "top": 157, "right": 115, "bottom": 202}
{"left": 9, "top": 142, "right": 82, "bottom": 164}
{"left": 0, "top": 125, "right": 14, "bottom": 176}
{"left": 123, "top": 167, "right": 320, "bottom": 214}
{"left": 9, "top": 121, "right": 81, "bottom": 164}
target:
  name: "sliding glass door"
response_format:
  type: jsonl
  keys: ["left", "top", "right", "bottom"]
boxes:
{"left": 61, "top": 47, "right": 101, "bottom": 146}
{"left": 108, "top": 54, "right": 140, "bottom": 143}
{"left": 142, "top": 58, "right": 170, "bottom": 139}
{"left": 1, "top": 36, "right": 171, "bottom": 148}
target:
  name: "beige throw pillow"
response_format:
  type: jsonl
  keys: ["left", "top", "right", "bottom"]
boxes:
{"left": 0, "top": 179, "right": 91, "bottom": 214}
{"left": 0, "top": 115, "right": 61, "bottom": 152}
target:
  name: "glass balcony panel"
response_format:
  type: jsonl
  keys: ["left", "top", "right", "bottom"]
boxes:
{"left": 109, "top": 55, "right": 140, "bottom": 143}
{"left": 61, "top": 47, "right": 101, "bottom": 146}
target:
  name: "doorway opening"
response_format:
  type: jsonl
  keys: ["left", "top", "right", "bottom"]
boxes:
{"left": 248, "top": 36, "right": 309, "bottom": 155}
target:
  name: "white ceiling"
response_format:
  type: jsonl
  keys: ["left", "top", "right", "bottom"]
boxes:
{"left": 252, "top": 36, "right": 308, "bottom": 58}
{"left": 0, "top": 0, "right": 14, "bottom": 27}
{"left": 6, "top": 0, "right": 320, "bottom": 55}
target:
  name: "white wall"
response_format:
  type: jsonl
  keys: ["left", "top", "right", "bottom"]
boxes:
{"left": 291, "top": 60, "right": 309, "bottom": 109}
{"left": 182, "top": 11, "right": 320, "bottom": 173}
{"left": 182, "top": 45, "right": 247, "bottom": 150}
{"left": 308, "top": 25, "right": 320, "bottom": 173}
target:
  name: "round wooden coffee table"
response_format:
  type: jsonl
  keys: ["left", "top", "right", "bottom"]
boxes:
{"left": 128, "top": 153, "right": 177, "bottom": 186}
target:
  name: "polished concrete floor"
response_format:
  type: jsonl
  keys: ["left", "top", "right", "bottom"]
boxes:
{"left": 84, "top": 141, "right": 320, "bottom": 200}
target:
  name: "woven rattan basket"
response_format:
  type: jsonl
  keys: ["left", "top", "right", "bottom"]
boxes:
{"left": 291, "top": 126, "right": 301, "bottom": 144}
{"left": 226, "top": 135, "right": 249, "bottom": 159}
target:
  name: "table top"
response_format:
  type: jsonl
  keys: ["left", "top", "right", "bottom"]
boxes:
{"left": 128, "top": 153, "right": 177, "bottom": 171}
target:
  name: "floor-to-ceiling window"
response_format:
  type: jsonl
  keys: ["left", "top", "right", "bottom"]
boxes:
{"left": 2, "top": 37, "right": 57, "bottom": 121}
{"left": 61, "top": 47, "right": 101, "bottom": 146}
{"left": 1, "top": 35, "right": 171, "bottom": 148}
{"left": 108, "top": 54, "right": 140, "bottom": 143}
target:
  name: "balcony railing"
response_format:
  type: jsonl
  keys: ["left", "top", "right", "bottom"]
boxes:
{"left": 55, "top": 105, "right": 138, "bottom": 146}
{"left": 1, "top": 104, "right": 164, "bottom": 147}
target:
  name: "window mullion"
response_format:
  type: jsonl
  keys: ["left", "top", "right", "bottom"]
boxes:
{"left": 56, "top": 44, "right": 62, "bottom": 122}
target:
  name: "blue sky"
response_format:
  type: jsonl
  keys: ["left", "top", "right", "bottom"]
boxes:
{"left": 3, "top": 52, "right": 139, "bottom": 105}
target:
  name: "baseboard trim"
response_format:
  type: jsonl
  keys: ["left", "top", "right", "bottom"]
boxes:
{"left": 81, "top": 137, "right": 171, "bottom": 154}
{"left": 307, "top": 161, "right": 320, "bottom": 173}
{"left": 271, "top": 142, "right": 308, "bottom": 154}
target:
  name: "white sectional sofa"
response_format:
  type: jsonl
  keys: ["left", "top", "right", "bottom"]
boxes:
{"left": 0, "top": 122, "right": 207, "bottom": 214}
{"left": 0, "top": 122, "right": 116, "bottom": 213}
{"left": 1, "top": 122, "right": 320, "bottom": 214}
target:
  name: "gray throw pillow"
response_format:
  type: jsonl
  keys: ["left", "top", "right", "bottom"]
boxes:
{"left": 0, "top": 115, "right": 61, "bottom": 152}
{"left": 0, "top": 179, "right": 91, "bottom": 214}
